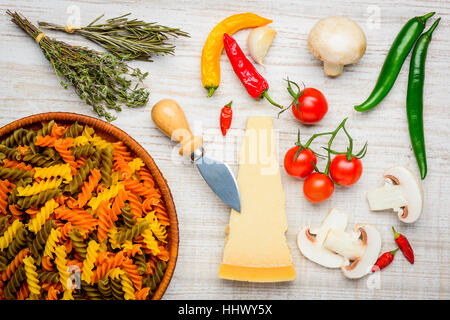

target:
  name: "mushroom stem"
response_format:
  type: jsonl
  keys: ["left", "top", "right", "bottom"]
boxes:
{"left": 323, "top": 62, "right": 344, "bottom": 76}
{"left": 323, "top": 229, "right": 364, "bottom": 260}
{"left": 367, "top": 182, "right": 408, "bottom": 211}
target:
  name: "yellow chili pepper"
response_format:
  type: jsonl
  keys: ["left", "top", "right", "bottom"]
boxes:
{"left": 201, "top": 13, "right": 272, "bottom": 97}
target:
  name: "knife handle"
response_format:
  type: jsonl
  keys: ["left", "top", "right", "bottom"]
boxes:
{"left": 151, "top": 99, "right": 203, "bottom": 157}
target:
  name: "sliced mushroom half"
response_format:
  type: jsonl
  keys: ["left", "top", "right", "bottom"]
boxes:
{"left": 323, "top": 224, "right": 382, "bottom": 279}
{"left": 297, "top": 208, "right": 349, "bottom": 268}
{"left": 367, "top": 166, "right": 423, "bottom": 223}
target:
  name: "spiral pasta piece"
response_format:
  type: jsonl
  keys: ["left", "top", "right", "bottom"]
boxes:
{"left": 128, "top": 158, "right": 144, "bottom": 174}
{"left": 137, "top": 167, "right": 155, "bottom": 189}
{"left": 62, "top": 122, "right": 83, "bottom": 139}
{"left": 141, "top": 228, "right": 160, "bottom": 256}
{"left": 22, "top": 256, "right": 41, "bottom": 299}
{"left": 107, "top": 226, "right": 121, "bottom": 250}
{"left": 88, "top": 182, "right": 124, "bottom": 212}
{"left": 123, "top": 179, "right": 161, "bottom": 200}
{"left": 16, "top": 281, "right": 29, "bottom": 300}
{"left": 34, "top": 164, "right": 72, "bottom": 183}
{"left": 46, "top": 285, "right": 60, "bottom": 300}
{"left": 90, "top": 135, "right": 112, "bottom": 150}
{"left": 54, "top": 245, "right": 70, "bottom": 291}
{"left": 97, "top": 200, "right": 113, "bottom": 243}
{"left": 16, "top": 178, "right": 62, "bottom": 197}
{"left": 16, "top": 188, "right": 61, "bottom": 210}
{"left": 81, "top": 240, "right": 100, "bottom": 284}
{"left": 77, "top": 169, "right": 101, "bottom": 208}
{"left": 69, "top": 228, "right": 87, "bottom": 259}
{"left": 0, "top": 144, "right": 22, "bottom": 161}
{"left": 110, "top": 188, "right": 128, "bottom": 222}
{"left": 115, "top": 220, "right": 149, "bottom": 244}
{"left": 3, "top": 264, "right": 26, "bottom": 299}
{"left": 35, "top": 135, "right": 57, "bottom": 148}
{"left": 0, "top": 180, "right": 13, "bottom": 215}
{"left": 0, "top": 219, "right": 23, "bottom": 250}
{"left": 27, "top": 199, "right": 59, "bottom": 234}
{"left": 1, "top": 247, "right": 30, "bottom": 281}
{"left": 0, "top": 167, "right": 34, "bottom": 182}
{"left": 50, "top": 123, "right": 67, "bottom": 138}
{"left": 121, "top": 257, "right": 143, "bottom": 291}
{"left": 120, "top": 273, "right": 135, "bottom": 300}
{"left": 112, "top": 141, "right": 133, "bottom": 162}
{"left": 72, "top": 136, "right": 89, "bottom": 147}
{"left": 143, "top": 214, "right": 167, "bottom": 243}
{"left": 2, "top": 159, "right": 34, "bottom": 172}
{"left": 134, "top": 287, "right": 150, "bottom": 300}
{"left": 43, "top": 228, "right": 61, "bottom": 259}
{"left": 54, "top": 207, "right": 98, "bottom": 233}
{"left": 91, "top": 251, "right": 124, "bottom": 284}
{"left": 54, "top": 138, "right": 77, "bottom": 175}
{"left": 113, "top": 153, "right": 132, "bottom": 179}
{"left": 127, "top": 192, "right": 143, "bottom": 219}
{"left": 41, "top": 256, "right": 55, "bottom": 272}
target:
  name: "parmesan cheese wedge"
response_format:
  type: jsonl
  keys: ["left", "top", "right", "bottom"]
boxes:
{"left": 218, "top": 117, "right": 296, "bottom": 282}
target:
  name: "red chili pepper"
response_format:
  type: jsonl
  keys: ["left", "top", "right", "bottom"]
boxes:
{"left": 372, "top": 248, "right": 399, "bottom": 272}
{"left": 220, "top": 101, "right": 233, "bottom": 136}
{"left": 223, "top": 33, "right": 283, "bottom": 109}
{"left": 392, "top": 226, "right": 414, "bottom": 264}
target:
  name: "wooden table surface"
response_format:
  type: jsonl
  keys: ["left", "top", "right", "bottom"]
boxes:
{"left": 1, "top": 0, "right": 449, "bottom": 300}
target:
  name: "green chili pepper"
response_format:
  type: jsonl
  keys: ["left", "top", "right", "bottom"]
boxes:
{"left": 354, "top": 12, "right": 435, "bottom": 112}
{"left": 406, "top": 18, "right": 440, "bottom": 180}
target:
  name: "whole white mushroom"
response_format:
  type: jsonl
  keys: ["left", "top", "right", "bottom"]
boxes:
{"left": 308, "top": 16, "right": 367, "bottom": 77}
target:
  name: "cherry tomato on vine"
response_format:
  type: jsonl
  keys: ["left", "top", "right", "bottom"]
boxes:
{"left": 284, "top": 146, "right": 317, "bottom": 178}
{"left": 292, "top": 88, "right": 328, "bottom": 124}
{"left": 303, "top": 172, "right": 334, "bottom": 203}
{"left": 329, "top": 154, "right": 363, "bottom": 186}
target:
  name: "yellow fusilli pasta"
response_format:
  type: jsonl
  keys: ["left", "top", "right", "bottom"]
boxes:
{"left": 43, "top": 228, "right": 62, "bottom": 258}
{"left": 0, "top": 219, "right": 23, "bottom": 250}
{"left": 141, "top": 229, "right": 160, "bottom": 256}
{"left": 34, "top": 164, "right": 73, "bottom": 182}
{"left": 88, "top": 182, "right": 124, "bottom": 212}
{"left": 27, "top": 199, "right": 59, "bottom": 234}
{"left": 80, "top": 240, "right": 100, "bottom": 284}
{"left": 17, "top": 178, "right": 63, "bottom": 197}
{"left": 120, "top": 273, "right": 135, "bottom": 300}
{"left": 22, "top": 256, "right": 41, "bottom": 299}
{"left": 54, "top": 245, "right": 70, "bottom": 291}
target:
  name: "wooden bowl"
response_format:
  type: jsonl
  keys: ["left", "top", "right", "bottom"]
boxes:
{"left": 0, "top": 112, "right": 178, "bottom": 300}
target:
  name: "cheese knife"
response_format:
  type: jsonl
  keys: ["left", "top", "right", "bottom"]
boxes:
{"left": 151, "top": 99, "right": 241, "bottom": 213}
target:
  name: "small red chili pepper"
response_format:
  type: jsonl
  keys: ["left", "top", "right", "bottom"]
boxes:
{"left": 220, "top": 101, "right": 233, "bottom": 136}
{"left": 392, "top": 226, "right": 414, "bottom": 264}
{"left": 223, "top": 33, "right": 283, "bottom": 109}
{"left": 372, "top": 248, "right": 399, "bottom": 272}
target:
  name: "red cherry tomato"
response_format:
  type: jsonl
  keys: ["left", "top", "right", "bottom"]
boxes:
{"left": 303, "top": 172, "right": 334, "bottom": 203}
{"left": 284, "top": 146, "right": 317, "bottom": 178}
{"left": 329, "top": 154, "right": 363, "bottom": 186}
{"left": 292, "top": 88, "right": 328, "bottom": 124}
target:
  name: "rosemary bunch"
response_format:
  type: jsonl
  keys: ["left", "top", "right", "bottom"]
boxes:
{"left": 38, "top": 13, "right": 190, "bottom": 61}
{"left": 7, "top": 10, "right": 149, "bottom": 122}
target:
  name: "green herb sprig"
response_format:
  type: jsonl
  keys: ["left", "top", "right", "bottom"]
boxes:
{"left": 38, "top": 13, "right": 190, "bottom": 61}
{"left": 7, "top": 10, "right": 149, "bottom": 122}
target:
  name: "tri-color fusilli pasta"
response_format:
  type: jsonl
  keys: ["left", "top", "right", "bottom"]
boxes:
{"left": 0, "top": 121, "right": 170, "bottom": 300}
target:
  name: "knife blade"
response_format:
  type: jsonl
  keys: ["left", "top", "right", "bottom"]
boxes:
{"left": 194, "top": 153, "right": 241, "bottom": 213}
{"left": 151, "top": 99, "right": 241, "bottom": 213}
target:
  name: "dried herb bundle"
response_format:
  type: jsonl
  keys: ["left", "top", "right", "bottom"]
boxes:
{"left": 7, "top": 10, "right": 149, "bottom": 122}
{"left": 38, "top": 13, "right": 190, "bottom": 61}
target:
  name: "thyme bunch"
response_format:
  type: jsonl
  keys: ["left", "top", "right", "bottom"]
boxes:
{"left": 7, "top": 10, "right": 149, "bottom": 122}
{"left": 38, "top": 13, "right": 190, "bottom": 61}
